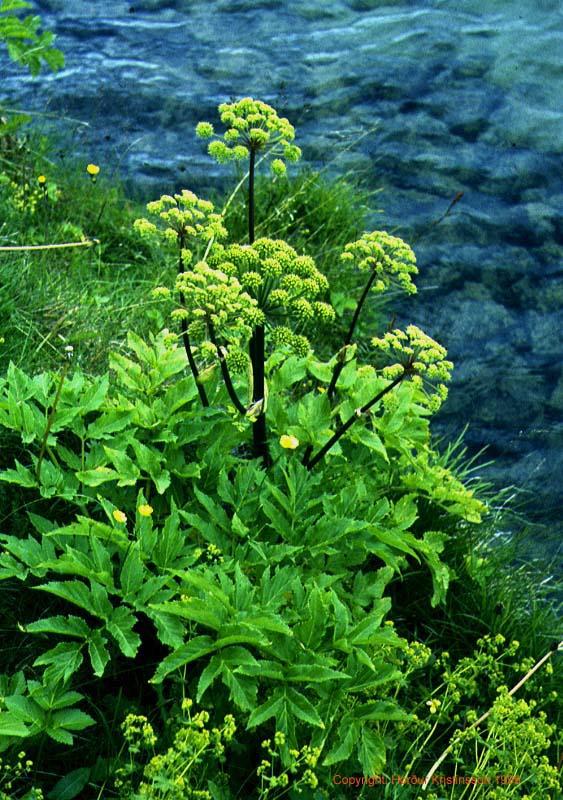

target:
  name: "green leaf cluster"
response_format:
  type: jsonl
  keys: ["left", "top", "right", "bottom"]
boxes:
{"left": 0, "top": 0, "right": 64, "bottom": 76}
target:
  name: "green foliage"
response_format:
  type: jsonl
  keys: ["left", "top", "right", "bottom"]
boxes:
{"left": 0, "top": 0, "right": 64, "bottom": 76}
{"left": 0, "top": 95, "right": 559, "bottom": 800}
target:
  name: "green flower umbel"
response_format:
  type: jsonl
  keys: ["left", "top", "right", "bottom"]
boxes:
{"left": 340, "top": 231, "right": 418, "bottom": 295}
{"left": 196, "top": 97, "right": 301, "bottom": 174}
{"left": 134, "top": 189, "right": 227, "bottom": 265}
{"left": 175, "top": 262, "right": 264, "bottom": 340}
{"left": 371, "top": 325, "right": 453, "bottom": 411}
{"left": 208, "top": 237, "right": 335, "bottom": 355}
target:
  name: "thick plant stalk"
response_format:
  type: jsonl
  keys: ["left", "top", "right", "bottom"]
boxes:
{"left": 247, "top": 147, "right": 271, "bottom": 465}
{"left": 327, "top": 270, "right": 377, "bottom": 399}
{"left": 177, "top": 233, "right": 209, "bottom": 408}
{"left": 248, "top": 148, "right": 256, "bottom": 244}
{"left": 304, "top": 371, "right": 406, "bottom": 470}
{"left": 207, "top": 320, "right": 246, "bottom": 416}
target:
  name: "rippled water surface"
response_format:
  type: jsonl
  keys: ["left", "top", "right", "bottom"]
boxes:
{"left": 3, "top": 0, "right": 562, "bottom": 554}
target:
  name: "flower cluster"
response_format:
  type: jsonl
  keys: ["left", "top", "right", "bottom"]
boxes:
{"left": 175, "top": 261, "right": 264, "bottom": 341}
{"left": 0, "top": 173, "right": 55, "bottom": 214}
{"left": 257, "top": 735, "right": 321, "bottom": 797}
{"left": 340, "top": 231, "right": 418, "bottom": 295}
{"left": 116, "top": 702, "right": 237, "bottom": 800}
{"left": 196, "top": 97, "right": 301, "bottom": 174}
{"left": 134, "top": 190, "right": 227, "bottom": 264}
{"left": 121, "top": 714, "right": 158, "bottom": 753}
{"left": 208, "top": 237, "right": 334, "bottom": 355}
{"left": 0, "top": 751, "right": 41, "bottom": 799}
{"left": 371, "top": 325, "right": 453, "bottom": 412}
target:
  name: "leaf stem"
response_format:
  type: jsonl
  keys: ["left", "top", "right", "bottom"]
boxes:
{"left": 207, "top": 319, "right": 246, "bottom": 416}
{"left": 327, "top": 269, "right": 377, "bottom": 399}
{"left": 304, "top": 371, "right": 406, "bottom": 470}
{"left": 177, "top": 233, "right": 209, "bottom": 407}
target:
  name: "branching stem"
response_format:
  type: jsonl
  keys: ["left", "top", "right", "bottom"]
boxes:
{"left": 304, "top": 371, "right": 406, "bottom": 470}
{"left": 247, "top": 146, "right": 271, "bottom": 465}
{"left": 207, "top": 319, "right": 246, "bottom": 416}
{"left": 422, "top": 642, "right": 562, "bottom": 789}
{"left": 327, "top": 269, "right": 377, "bottom": 399}
{"left": 177, "top": 232, "right": 209, "bottom": 407}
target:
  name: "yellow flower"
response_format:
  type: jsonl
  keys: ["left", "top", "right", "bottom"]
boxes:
{"left": 426, "top": 698, "right": 441, "bottom": 714}
{"left": 37, "top": 175, "right": 47, "bottom": 184}
{"left": 280, "top": 434, "right": 299, "bottom": 450}
{"left": 112, "top": 509, "right": 127, "bottom": 524}
{"left": 138, "top": 504, "right": 153, "bottom": 517}
{"left": 86, "top": 163, "right": 100, "bottom": 176}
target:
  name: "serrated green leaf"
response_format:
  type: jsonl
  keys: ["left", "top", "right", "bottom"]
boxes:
{"left": 120, "top": 543, "right": 144, "bottom": 597}
{"left": 34, "top": 581, "right": 95, "bottom": 617}
{"left": 102, "top": 445, "right": 139, "bottom": 485}
{"left": 286, "top": 688, "right": 324, "bottom": 728}
{"left": 150, "top": 636, "right": 216, "bottom": 684}
{"left": 50, "top": 707, "right": 95, "bottom": 731}
{"left": 0, "top": 712, "right": 29, "bottom": 737}
{"left": 47, "top": 767, "right": 90, "bottom": 800}
{"left": 247, "top": 690, "right": 284, "bottom": 729}
{"left": 0, "top": 460, "right": 36, "bottom": 488}
{"left": 34, "top": 642, "right": 83, "bottom": 684}
{"left": 107, "top": 606, "right": 140, "bottom": 657}
{"left": 75, "top": 468, "right": 121, "bottom": 487}
{"left": 24, "top": 615, "right": 90, "bottom": 639}
{"left": 222, "top": 668, "right": 256, "bottom": 712}
{"left": 353, "top": 700, "right": 410, "bottom": 722}
{"left": 295, "top": 587, "right": 327, "bottom": 649}
{"left": 151, "top": 598, "right": 223, "bottom": 630}
{"left": 357, "top": 728, "right": 386, "bottom": 774}
{"left": 196, "top": 655, "right": 223, "bottom": 703}
{"left": 87, "top": 630, "right": 110, "bottom": 677}
{"left": 285, "top": 664, "right": 349, "bottom": 683}
{"left": 323, "top": 718, "right": 359, "bottom": 766}
{"left": 86, "top": 410, "right": 133, "bottom": 439}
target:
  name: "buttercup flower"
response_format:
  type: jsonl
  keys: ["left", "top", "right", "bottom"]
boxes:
{"left": 37, "top": 175, "right": 47, "bottom": 184}
{"left": 112, "top": 509, "right": 127, "bottom": 524}
{"left": 138, "top": 504, "right": 153, "bottom": 517}
{"left": 86, "top": 163, "right": 100, "bottom": 176}
{"left": 280, "top": 434, "right": 299, "bottom": 449}
{"left": 426, "top": 698, "right": 442, "bottom": 714}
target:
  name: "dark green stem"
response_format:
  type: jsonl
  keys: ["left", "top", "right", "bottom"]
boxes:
{"left": 304, "top": 371, "right": 406, "bottom": 471}
{"left": 207, "top": 319, "right": 246, "bottom": 416}
{"left": 327, "top": 269, "right": 377, "bottom": 399}
{"left": 177, "top": 233, "right": 209, "bottom": 407}
{"left": 247, "top": 147, "right": 271, "bottom": 465}
{"left": 250, "top": 324, "right": 271, "bottom": 466}
{"left": 248, "top": 147, "right": 256, "bottom": 245}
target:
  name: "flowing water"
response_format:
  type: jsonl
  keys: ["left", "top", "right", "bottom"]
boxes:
{"left": 2, "top": 0, "right": 562, "bottom": 558}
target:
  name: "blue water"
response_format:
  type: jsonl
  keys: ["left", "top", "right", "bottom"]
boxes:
{"left": 3, "top": 0, "right": 562, "bottom": 556}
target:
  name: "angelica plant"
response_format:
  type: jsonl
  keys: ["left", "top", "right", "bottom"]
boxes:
{"left": 197, "top": 98, "right": 302, "bottom": 464}
{"left": 327, "top": 231, "right": 418, "bottom": 398}
{"left": 134, "top": 189, "right": 227, "bottom": 407}
{"left": 137, "top": 97, "right": 454, "bottom": 470}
